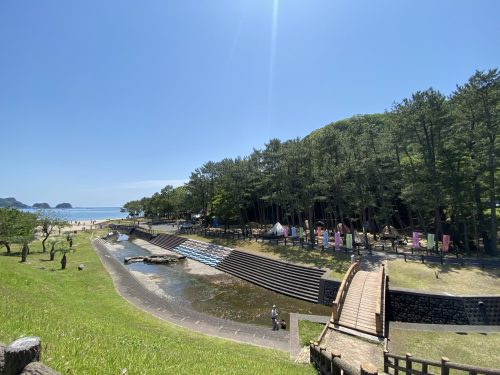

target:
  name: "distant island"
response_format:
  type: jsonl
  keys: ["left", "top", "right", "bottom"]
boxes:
{"left": 33, "top": 203, "right": 51, "bottom": 209}
{"left": 55, "top": 203, "right": 72, "bottom": 209}
{"left": 0, "top": 197, "right": 31, "bottom": 208}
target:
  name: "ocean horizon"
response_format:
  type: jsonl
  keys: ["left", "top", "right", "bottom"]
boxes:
{"left": 21, "top": 207, "right": 128, "bottom": 221}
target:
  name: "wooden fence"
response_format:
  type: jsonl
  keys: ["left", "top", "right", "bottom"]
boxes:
{"left": 384, "top": 352, "right": 500, "bottom": 375}
{"left": 310, "top": 342, "right": 378, "bottom": 375}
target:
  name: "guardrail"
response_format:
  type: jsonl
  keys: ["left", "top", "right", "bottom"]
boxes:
{"left": 384, "top": 351, "right": 500, "bottom": 375}
{"left": 375, "top": 265, "right": 385, "bottom": 336}
{"left": 332, "top": 261, "right": 360, "bottom": 322}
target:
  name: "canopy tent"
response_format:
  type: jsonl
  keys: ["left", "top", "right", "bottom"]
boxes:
{"left": 381, "top": 225, "right": 399, "bottom": 239}
{"left": 264, "top": 222, "right": 285, "bottom": 238}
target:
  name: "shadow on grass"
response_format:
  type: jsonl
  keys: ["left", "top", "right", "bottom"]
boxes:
{"left": 411, "top": 261, "right": 500, "bottom": 279}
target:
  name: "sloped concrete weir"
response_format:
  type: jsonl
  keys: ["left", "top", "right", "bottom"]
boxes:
{"left": 216, "top": 250, "right": 326, "bottom": 303}
{"left": 119, "top": 230, "right": 328, "bottom": 304}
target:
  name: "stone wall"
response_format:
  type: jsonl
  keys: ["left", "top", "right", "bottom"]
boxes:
{"left": 387, "top": 288, "right": 500, "bottom": 325}
{"left": 317, "top": 276, "right": 341, "bottom": 305}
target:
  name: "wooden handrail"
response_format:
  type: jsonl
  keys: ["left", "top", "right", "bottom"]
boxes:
{"left": 332, "top": 261, "right": 360, "bottom": 322}
{"left": 375, "top": 265, "right": 385, "bottom": 335}
{"left": 384, "top": 352, "right": 500, "bottom": 375}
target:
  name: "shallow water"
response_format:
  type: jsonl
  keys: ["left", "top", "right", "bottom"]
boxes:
{"left": 110, "top": 240, "right": 332, "bottom": 327}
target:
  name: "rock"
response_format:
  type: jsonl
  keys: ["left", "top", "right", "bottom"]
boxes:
{"left": 4, "top": 337, "right": 41, "bottom": 375}
{"left": 32, "top": 203, "right": 51, "bottom": 209}
{"left": 20, "top": 362, "right": 60, "bottom": 375}
{"left": 78, "top": 264, "right": 85, "bottom": 271}
{"left": 54, "top": 203, "right": 72, "bottom": 209}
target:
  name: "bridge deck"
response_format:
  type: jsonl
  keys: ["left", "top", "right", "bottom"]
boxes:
{"left": 337, "top": 270, "right": 380, "bottom": 336}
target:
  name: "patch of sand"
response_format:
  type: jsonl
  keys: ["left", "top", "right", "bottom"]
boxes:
{"left": 128, "top": 270, "right": 171, "bottom": 299}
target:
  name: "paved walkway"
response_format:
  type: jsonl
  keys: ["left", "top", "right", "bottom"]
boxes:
{"left": 390, "top": 322, "right": 500, "bottom": 333}
{"left": 320, "top": 328, "right": 384, "bottom": 370}
{"left": 92, "top": 239, "right": 289, "bottom": 352}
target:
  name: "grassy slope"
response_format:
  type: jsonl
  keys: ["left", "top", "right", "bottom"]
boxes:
{"left": 387, "top": 259, "right": 500, "bottom": 295}
{"left": 389, "top": 329, "right": 500, "bottom": 369}
{"left": 0, "top": 232, "right": 313, "bottom": 374}
{"left": 297, "top": 321, "right": 325, "bottom": 347}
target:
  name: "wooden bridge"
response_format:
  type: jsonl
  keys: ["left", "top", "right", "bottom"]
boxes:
{"left": 331, "top": 262, "right": 386, "bottom": 337}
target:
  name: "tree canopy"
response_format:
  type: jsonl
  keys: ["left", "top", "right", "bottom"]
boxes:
{"left": 124, "top": 69, "right": 499, "bottom": 255}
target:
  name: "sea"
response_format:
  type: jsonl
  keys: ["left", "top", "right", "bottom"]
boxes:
{"left": 20, "top": 207, "right": 128, "bottom": 222}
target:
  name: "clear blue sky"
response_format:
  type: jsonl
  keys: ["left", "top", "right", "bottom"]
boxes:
{"left": 1, "top": 0, "right": 498, "bottom": 207}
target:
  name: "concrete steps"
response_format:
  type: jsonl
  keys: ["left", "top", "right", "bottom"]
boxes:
{"left": 216, "top": 250, "right": 326, "bottom": 303}
{"left": 150, "top": 234, "right": 187, "bottom": 249}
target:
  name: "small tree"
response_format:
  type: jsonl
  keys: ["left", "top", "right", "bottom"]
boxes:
{"left": 38, "top": 211, "right": 67, "bottom": 253}
{"left": 13, "top": 211, "right": 38, "bottom": 262}
{"left": 0, "top": 208, "right": 23, "bottom": 253}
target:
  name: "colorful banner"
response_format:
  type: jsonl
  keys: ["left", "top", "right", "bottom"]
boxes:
{"left": 412, "top": 232, "right": 419, "bottom": 249}
{"left": 427, "top": 233, "right": 435, "bottom": 250}
{"left": 291, "top": 226, "right": 297, "bottom": 238}
{"left": 323, "top": 230, "right": 329, "bottom": 247}
{"left": 317, "top": 227, "right": 321, "bottom": 237}
{"left": 334, "top": 232, "right": 341, "bottom": 251}
{"left": 346, "top": 233, "right": 353, "bottom": 249}
{"left": 299, "top": 227, "right": 304, "bottom": 238}
{"left": 442, "top": 234, "right": 450, "bottom": 252}
{"left": 283, "top": 226, "right": 288, "bottom": 238}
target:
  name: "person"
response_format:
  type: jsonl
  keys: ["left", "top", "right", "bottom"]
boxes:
{"left": 271, "top": 305, "right": 279, "bottom": 331}
{"left": 280, "top": 319, "right": 287, "bottom": 330}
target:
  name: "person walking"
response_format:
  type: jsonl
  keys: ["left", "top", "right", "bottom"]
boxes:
{"left": 271, "top": 305, "right": 279, "bottom": 331}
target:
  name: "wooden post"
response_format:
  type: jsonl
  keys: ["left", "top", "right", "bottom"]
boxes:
{"left": 405, "top": 353, "right": 412, "bottom": 375}
{"left": 441, "top": 357, "right": 450, "bottom": 375}
{"left": 360, "top": 362, "right": 378, "bottom": 375}
{"left": 319, "top": 345, "right": 327, "bottom": 371}
{"left": 4, "top": 337, "right": 41, "bottom": 375}
{"left": 331, "top": 351, "right": 342, "bottom": 375}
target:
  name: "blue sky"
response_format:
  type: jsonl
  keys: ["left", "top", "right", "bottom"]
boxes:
{"left": 0, "top": 0, "right": 498, "bottom": 207}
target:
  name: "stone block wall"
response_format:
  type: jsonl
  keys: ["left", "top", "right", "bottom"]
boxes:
{"left": 387, "top": 288, "right": 500, "bottom": 325}
{"left": 317, "top": 277, "right": 341, "bottom": 305}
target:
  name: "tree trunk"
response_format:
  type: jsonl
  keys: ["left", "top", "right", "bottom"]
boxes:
{"left": 61, "top": 254, "right": 67, "bottom": 270}
{"left": 21, "top": 244, "right": 28, "bottom": 263}
{"left": 42, "top": 234, "right": 49, "bottom": 253}
{"left": 4, "top": 337, "right": 41, "bottom": 375}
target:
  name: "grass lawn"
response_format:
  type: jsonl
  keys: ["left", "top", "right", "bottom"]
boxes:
{"left": 387, "top": 259, "right": 500, "bottom": 295}
{"left": 180, "top": 234, "right": 351, "bottom": 279}
{"left": 389, "top": 328, "right": 500, "bottom": 369}
{"left": 298, "top": 321, "right": 325, "bottom": 347}
{"left": 0, "top": 231, "right": 314, "bottom": 374}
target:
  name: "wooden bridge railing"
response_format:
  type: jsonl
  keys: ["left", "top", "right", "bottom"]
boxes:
{"left": 375, "top": 264, "right": 386, "bottom": 336}
{"left": 332, "top": 261, "right": 360, "bottom": 322}
{"left": 384, "top": 351, "right": 500, "bottom": 375}
{"left": 310, "top": 341, "right": 377, "bottom": 375}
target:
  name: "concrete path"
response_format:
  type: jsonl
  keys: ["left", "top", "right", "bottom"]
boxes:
{"left": 92, "top": 239, "right": 289, "bottom": 352}
{"left": 390, "top": 321, "right": 500, "bottom": 333}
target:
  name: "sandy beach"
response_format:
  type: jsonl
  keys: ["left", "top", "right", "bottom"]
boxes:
{"left": 62, "top": 219, "right": 108, "bottom": 233}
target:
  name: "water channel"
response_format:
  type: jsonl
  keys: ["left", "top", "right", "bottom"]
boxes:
{"left": 108, "top": 239, "right": 332, "bottom": 327}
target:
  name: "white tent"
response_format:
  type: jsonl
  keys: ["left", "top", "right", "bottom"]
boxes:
{"left": 265, "top": 222, "right": 285, "bottom": 237}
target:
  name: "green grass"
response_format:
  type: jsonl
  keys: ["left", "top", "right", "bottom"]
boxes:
{"left": 180, "top": 234, "right": 351, "bottom": 279}
{"left": 0, "top": 231, "right": 314, "bottom": 374}
{"left": 389, "top": 329, "right": 500, "bottom": 369}
{"left": 387, "top": 259, "right": 500, "bottom": 295}
{"left": 298, "top": 321, "right": 325, "bottom": 347}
